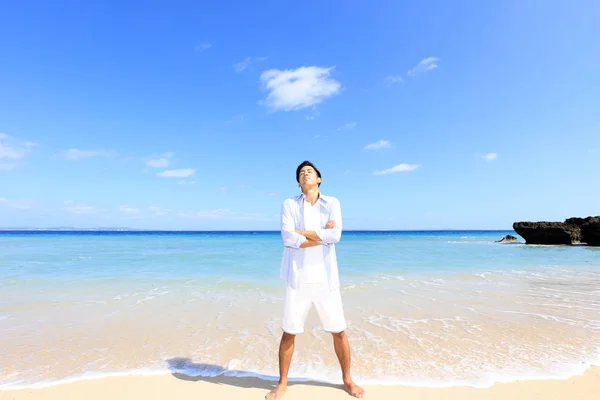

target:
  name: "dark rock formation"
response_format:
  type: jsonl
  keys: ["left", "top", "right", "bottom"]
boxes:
{"left": 513, "top": 216, "right": 599, "bottom": 246}
{"left": 581, "top": 217, "right": 600, "bottom": 246}
{"left": 495, "top": 234, "right": 519, "bottom": 243}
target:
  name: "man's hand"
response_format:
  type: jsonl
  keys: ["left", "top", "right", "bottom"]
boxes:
{"left": 325, "top": 220, "right": 336, "bottom": 229}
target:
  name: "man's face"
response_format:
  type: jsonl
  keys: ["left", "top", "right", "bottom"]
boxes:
{"left": 299, "top": 166, "right": 321, "bottom": 188}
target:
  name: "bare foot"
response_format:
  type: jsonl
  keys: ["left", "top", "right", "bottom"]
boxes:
{"left": 344, "top": 380, "right": 365, "bottom": 398}
{"left": 265, "top": 382, "right": 287, "bottom": 400}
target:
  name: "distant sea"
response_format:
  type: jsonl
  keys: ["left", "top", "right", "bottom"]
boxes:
{"left": 1, "top": 230, "right": 599, "bottom": 389}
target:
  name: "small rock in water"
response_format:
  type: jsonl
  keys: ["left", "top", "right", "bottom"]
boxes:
{"left": 495, "top": 234, "right": 518, "bottom": 243}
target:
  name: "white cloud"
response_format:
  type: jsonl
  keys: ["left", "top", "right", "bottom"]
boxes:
{"left": 0, "top": 197, "right": 34, "bottom": 209}
{"left": 386, "top": 76, "right": 404, "bottom": 85}
{"left": 233, "top": 56, "right": 266, "bottom": 73}
{"left": 0, "top": 144, "right": 26, "bottom": 160}
{"left": 62, "top": 200, "right": 102, "bottom": 215}
{"left": 178, "top": 180, "right": 197, "bottom": 185}
{"left": 220, "top": 186, "right": 228, "bottom": 192}
{"left": 61, "top": 148, "right": 115, "bottom": 160}
{"left": 260, "top": 66, "right": 341, "bottom": 112}
{"left": 338, "top": 121, "right": 357, "bottom": 131}
{"left": 119, "top": 205, "right": 140, "bottom": 214}
{"left": 408, "top": 57, "right": 440, "bottom": 76}
{"left": 482, "top": 152, "right": 497, "bottom": 161}
{"left": 158, "top": 168, "right": 196, "bottom": 178}
{"left": 364, "top": 139, "right": 391, "bottom": 150}
{"left": 233, "top": 57, "right": 252, "bottom": 72}
{"left": 146, "top": 152, "right": 174, "bottom": 168}
{"left": 0, "top": 133, "right": 37, "bottom": 169}
{"left": 195, "top": 43, "right": 212, "bottom": 52}
{"left": 373, "top": 163, "right": 420, "bottom": 175}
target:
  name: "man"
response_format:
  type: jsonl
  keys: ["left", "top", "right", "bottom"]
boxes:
{"left": 266, "top": 161, "right": 364, "bottom": 399}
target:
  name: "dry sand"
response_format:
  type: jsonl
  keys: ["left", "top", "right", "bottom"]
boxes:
{"left": 2, "top": 366, "right": 598, "bottom": 400}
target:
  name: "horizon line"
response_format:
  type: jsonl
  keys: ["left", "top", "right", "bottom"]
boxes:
{"left": 0, "top": 227, "right": 516, "bottom": 232}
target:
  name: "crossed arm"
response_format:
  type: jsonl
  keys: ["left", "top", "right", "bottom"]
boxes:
{"left": 299, "top": 236, "right": 325, "bottom": 248}
{"left": 293, "top": 221, "right": 335, "bottom": 248}
{"left": 295, "top": 220, "right": 336, "bottom": 242}
{"left": 280, "top": 199, "right": 342, "bottom": 249}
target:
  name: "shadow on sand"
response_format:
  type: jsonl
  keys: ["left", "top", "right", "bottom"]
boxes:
{"left": 166, "top": 357, "right": 345, "bottom": 392}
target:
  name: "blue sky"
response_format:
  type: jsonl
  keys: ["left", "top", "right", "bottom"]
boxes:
{"left": 1, "top": 0, "right": 599, "bottom": 230}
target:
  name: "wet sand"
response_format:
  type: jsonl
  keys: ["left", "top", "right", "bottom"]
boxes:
{"left": 3, "top": 366, "right": 598, "bottom": 400}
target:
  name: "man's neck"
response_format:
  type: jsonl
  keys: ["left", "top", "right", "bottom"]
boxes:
{"left": 302, "top": 188, "right": 320, "bottom": 205}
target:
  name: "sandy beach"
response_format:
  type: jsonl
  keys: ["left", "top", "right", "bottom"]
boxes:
{"left": 2, "top": 366, "right": 598, "bottom": 400}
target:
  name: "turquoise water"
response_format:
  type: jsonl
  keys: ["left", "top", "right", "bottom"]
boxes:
{"left": 3, "top": 230, "right": 598, "bottom": 282}
{"left": 1, "top": 230, "right": 599, "bottom": 389}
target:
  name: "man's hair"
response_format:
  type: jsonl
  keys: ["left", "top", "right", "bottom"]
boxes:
{"left": 296, "top": 160, "right": 322, "bottom": 187}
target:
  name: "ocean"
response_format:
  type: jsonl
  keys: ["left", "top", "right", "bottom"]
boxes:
{"left": 1, "top": 230, "right": 599, "bottom": 389}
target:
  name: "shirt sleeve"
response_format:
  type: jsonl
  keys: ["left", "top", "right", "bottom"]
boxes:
{"left": 281, "top": 200, "right": 307, "bottom": 249}
{"left": 317, "top": 198, "right": 342, "bottom": 244}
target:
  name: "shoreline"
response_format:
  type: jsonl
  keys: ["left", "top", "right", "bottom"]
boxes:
{"left": 3, "top": 359, "right": 598, "bottom": 391}
{"left": 2, "top": 366, "right": 598, "bottom": 400}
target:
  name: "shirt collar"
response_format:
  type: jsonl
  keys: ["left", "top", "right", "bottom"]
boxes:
{"left": 296, "top": 192, "right": 328, "bottom": 205}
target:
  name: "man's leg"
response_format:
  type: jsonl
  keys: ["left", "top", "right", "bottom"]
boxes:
{"left": 265, "top": 332, "right": 295, "bottom": 400}
{"left": 314, "top": 285, "right": 365, "bottom": 398}
{"left": 332, "top": 331, "right": 364, "bottom": 398}
{"left": 267, "top": 284, "right": 310, "bottom": 399}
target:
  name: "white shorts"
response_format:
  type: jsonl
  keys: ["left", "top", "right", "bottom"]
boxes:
{"left": 281, "top": 283, "right": 347, "bottom": 334}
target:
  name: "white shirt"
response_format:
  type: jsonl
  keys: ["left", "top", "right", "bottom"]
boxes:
{"left": 280, "top": 193, "right": 343, "bottom": 291}
{"left": 300, "top": 200, "right": 327, "bottom": 283}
